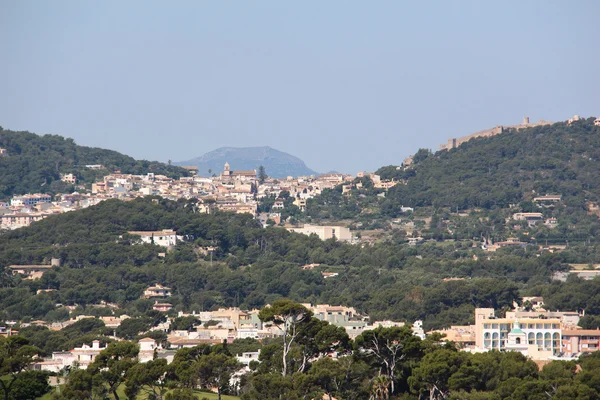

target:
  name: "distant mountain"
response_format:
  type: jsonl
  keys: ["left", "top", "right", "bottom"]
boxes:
{"left": 0, "top": 126, "right": 189, "bottom": 199}
{"left": 176, "top": 146, "right": 318, "bottom": 178}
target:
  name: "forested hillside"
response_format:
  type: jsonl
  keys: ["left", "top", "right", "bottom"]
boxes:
{"left": 388, "top": 117, "right": 600, "bottom": 210}
{"left": 0, "top": 127, "right": 189, "bottom": 198}
{"left": 2, "top": 197, "right": 600, "bottom": 331}
{"left": 307, "top": 117, "right": 600, "bottom": 219}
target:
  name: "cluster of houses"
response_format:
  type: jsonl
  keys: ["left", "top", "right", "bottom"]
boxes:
{"left": 13, "top": 289, "right": 600, "bottom": 376}
{"left": 25, "top": 298, "right": 419, "bottom": 375}
{"left": 0, "top": 162, "right": 397, "bottom": 233}
{"left": 0, "top": 192, "right": 103, "bottom": 230}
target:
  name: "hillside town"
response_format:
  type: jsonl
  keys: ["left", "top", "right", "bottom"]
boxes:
{"left": 5, "top": 2, "right": 600, "bottom": 398}
{"left": 22, "top": 300, "right": 420, "bottom": 373}
{"left": 0, "top": 162, "right": 397, "bottom": 235}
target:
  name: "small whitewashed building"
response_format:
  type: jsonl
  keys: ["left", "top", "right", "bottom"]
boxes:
{"left": 138, "top": 338, "right": 159, "bottom": 363}
{"left": 60, "top": 174, "right": 77, "bottom": 184}
{"left": 128, "top": 229, "right": 181, "bottom": 247}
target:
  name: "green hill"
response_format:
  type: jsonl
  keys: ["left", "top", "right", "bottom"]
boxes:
{"left": 0, "top": 197, "right": 559, "bottom": 329}
{"left": 307, "top": 117, "right": 600, "bottom": 220}
{"left": 385, "top": 117, "right": 600, "bottom": 211}
{"left": 0, "top": 126, "right": 189, "bottom": 199}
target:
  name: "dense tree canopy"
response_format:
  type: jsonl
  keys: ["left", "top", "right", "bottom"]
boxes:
{"left": 0, "top": 127, "right": 189, "bottom": 199}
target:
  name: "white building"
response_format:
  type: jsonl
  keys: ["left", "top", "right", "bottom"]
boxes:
{"left": 60, "top": 174, "right": 77, "bottom": 184}
{"left": 10, "top": 193, "right": 52, "bottom": 207}
{"left": 139, "top": 338, "right": 159, "bottom": 363}
{"left": 34, "top": 340, "right": 107, "bottom": 372}
{"left": 237, "top": 328, "right": 260, "bottom": 339}
{"left": 128, "top": 229, "right": 180, "bottom": 247}
{"left": 412, "top": 320, "right": 426, "bottom": 340}
{"left": 474, "top": 308, "right": 561, "bottom": 359}
{"left": 236, "top": 351, "right": 260, "bottom": 368}
{"left": 288, "top": 224, "right": 353, "bottom": 242}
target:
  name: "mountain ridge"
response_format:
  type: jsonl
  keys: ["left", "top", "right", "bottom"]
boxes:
{"left": 176, "top": 146, "right": 319, "bottom": 178}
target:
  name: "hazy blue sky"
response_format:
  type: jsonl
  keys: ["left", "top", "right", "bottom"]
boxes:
{"left": 1, "top": 1, "right": 599, "bottom": 173}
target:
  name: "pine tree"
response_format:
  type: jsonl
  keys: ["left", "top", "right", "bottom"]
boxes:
{"left": 258, "top": 165, "right": 268, "bottom": 184}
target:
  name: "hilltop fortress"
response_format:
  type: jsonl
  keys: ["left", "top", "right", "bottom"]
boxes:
{"left": 439, "top": 117, "right": 552, "bottom": 151}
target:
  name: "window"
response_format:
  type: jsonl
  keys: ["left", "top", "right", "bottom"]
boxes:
{"left": 516, "top": 338, "right": 521, "bottom": 344}
{"left": 536, "top": 333, "right": 543, "bottom": 347}
{"left": 544, "top": 333, "right": 551, "bottom": 349}
{"left": 552, "top": 332, "right": 560, "bottom": 352}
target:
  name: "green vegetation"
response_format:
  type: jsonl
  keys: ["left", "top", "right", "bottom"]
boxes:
{"left": 0, "top": 196, "right": 581, "bottom": 332}
{"left": 307, "top": 118, "right": 600, "bottom": 240}
{"left": 13, "top": 304, "right": 600, "bottom": 399}
{"left": 3, "top": 196, "right": 600, "bottom": 334}
{"left": 0, "top": 127, "right": 189, "bottom": 199}
{"left": 388, "top": 118, "right": 600, "bottom": 210}
{"left": 5, "top": 118, "right": 600, "bottom": 398}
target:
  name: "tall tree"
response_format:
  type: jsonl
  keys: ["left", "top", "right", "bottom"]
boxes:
{"left": 0, "top": 336, "right": 42, "bottom": 400}
{"left": 355, "top": 326, "right": 421, "bottom": 395}
{"left": 88, "top": 341, "right": 139, "bottom": 400}
{"left": 195, "top": 352, "right": 242, "bottom": 400}
{"left": 56, "top": 369, "right": 95, "bottom": 400}
{"left": 258, "top": 165, "right": 267, "bottom": 184}
{"left": 258, "top": 299, "right": 312, "bottom": 376}
{"left": 295, "top": 318, "right": 350, "bottom": 373}
{"left": 168, "top": 344, "right": 212, "bottom": 388}
{"left": 409, "top": 348, "right": 466, "bottom": 400}
{"left": 125, "top": 358, "right": 169, "bottom": 400}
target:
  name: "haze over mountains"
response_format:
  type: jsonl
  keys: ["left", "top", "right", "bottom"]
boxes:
{"left": 176, "top": 146, "right": 319, "bottom": 178}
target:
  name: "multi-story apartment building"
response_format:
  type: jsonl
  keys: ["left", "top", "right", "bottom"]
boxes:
{"left": 0, "top": 212, "right": 46, "bottom": 229}
{"left": 475, "top": 308, "right": 561, "bottom": 358}
{"left": 562, "top": 329, "right": 600, "bottom": 357}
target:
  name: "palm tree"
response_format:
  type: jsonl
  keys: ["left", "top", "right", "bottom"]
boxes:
{"left": 370, "top": 375, "right": 391, "bottom": 400}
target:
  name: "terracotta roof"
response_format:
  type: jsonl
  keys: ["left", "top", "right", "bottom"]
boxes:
{"left": 562, "top": 329, "right": 600, "bottom": 336}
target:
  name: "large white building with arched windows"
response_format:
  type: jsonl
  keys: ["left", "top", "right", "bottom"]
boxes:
{"left": 474, "top": 308, "right": 561, "bottom": 359}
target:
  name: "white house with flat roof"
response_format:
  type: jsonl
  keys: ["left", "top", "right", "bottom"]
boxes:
{"left": 288, "top": 224, "right": 352, "bottom": 242}
{"left": 128, "top": 229, "right": 181, "bottom": 247}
